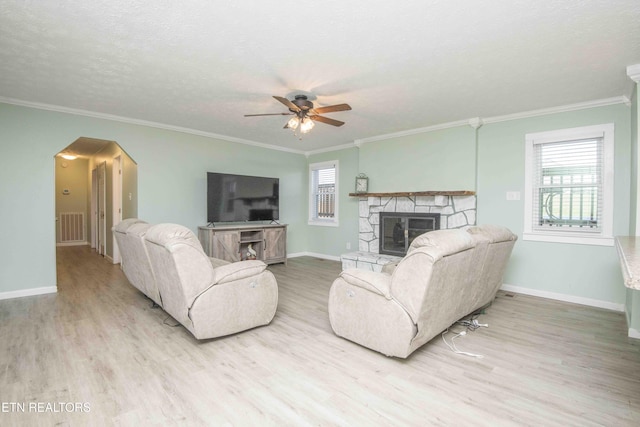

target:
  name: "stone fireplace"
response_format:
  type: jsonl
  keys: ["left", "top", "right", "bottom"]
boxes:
{"left": 341, "top": 192, "right": 476, "bottom": 271}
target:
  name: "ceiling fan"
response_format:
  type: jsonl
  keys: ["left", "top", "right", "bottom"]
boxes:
{"left": 245, "top": 95, "right": 351, "bottom": 135}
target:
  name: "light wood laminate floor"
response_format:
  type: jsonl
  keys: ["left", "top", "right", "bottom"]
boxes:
{"left": 1, "top": 246, "right": 640, "bottom": 426}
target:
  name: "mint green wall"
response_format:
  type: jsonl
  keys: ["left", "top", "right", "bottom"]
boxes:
{"left": 306, "top": 148, "right": 360, "bottom": 257}
{"left": 631, "top": 84, "right": 638, "bottom": 236}
{"left": 0, "top": 104, "right": 57, "bottom": 292}
{"left": 307, "top": 104, "right": 631, "bottom": 306}
{"left": 477, "top": 104, "right": 630, "bottom": 304}
{"left": 0, "top": 102, "right": 306, "bottom": 293}
{"left": 1, "top": 100, "right": 633, "bottom": 307}
{"left": 358, "top": 126, "right": 477, "bottom": 192}
{"left": 305, "top": 126, "right": 477, "bottom": 258}
{"left": 627, "top": 83, "right": 640, "bottom": 332}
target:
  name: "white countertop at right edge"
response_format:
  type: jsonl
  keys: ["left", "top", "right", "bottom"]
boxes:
{"left": 615, "top": 236, "right": 640, "bottom": 290}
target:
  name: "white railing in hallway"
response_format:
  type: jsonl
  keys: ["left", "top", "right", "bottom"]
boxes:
{"left": 59, "top": 212, "right": 85, "bottom": 243}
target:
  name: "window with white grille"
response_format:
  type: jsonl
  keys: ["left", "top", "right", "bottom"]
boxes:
{"left": 309, "top": 161, "right": 339, "bottom": 226}
{"left": 524, "top": 124, "right": 614, "bottom": 246}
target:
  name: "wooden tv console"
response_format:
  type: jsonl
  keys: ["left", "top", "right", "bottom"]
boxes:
{"left": 198, "top": 224, "right": 287, "bottom": 265}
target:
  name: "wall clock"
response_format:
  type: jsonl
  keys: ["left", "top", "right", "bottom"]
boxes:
{"left": 355, "top": 174, "right": 368, "bottom": 193}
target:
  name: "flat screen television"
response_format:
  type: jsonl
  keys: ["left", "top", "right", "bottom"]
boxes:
{"left": 207, "top": 172, "right": 279, "bottom": 223}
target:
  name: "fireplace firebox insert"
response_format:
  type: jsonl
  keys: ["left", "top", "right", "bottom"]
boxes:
{"left": 379, "top": 212, "right": 440, "bottom": 256}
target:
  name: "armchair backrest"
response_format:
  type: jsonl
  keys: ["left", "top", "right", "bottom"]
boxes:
{"left": 466, "top": 224, "right": 518, "bottom": 309}
{"left": 144, "top": 223, "right": 214, "bottom": 326}
{"left": 113, "top": 218, "right": 162, "bottom": 306}
{"left": 391, "top": 229, "right": 477, "bottom": 327}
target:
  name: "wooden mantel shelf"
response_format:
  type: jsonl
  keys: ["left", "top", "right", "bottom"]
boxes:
{"left": 348, "top": 190, "right": 475, "bottom": 197}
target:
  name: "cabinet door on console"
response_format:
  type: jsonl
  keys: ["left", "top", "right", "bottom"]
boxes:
{"left": 264, "top": 227, "right": 286, "bottom": 264}
{"left": 211, "top": 230, "right": 241, "bottom": 262}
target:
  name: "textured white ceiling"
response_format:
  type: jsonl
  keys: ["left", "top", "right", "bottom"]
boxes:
{"left": 1, "top": 1, "right": 639, "bottom": 153}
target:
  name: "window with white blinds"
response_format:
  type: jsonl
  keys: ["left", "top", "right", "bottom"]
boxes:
{"left": 524, "top": 124, "right": 614, "bottom": 246}
{"left": 309, "top": 161, "right": 339, "bottom": 226}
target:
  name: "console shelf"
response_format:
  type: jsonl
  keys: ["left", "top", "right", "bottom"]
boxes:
{"left": 198, "top": 223, "right": 287, "bottom": 265}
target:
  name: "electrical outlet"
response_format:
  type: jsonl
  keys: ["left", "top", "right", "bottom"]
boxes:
{"left": 506, "top": 191, "right": 521, "bottom": 201}
{"left": 346, "top": 242, "right": 351, "bottom": 250}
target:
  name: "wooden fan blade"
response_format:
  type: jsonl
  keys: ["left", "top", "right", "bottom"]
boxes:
{"left": 310, "top": 115, "right": 345, "bottom": 127}
{"left": 273, "top": 96, "right": 301, "bottom": 112}
{"left": 313, "top": 103, "right": 352, "bottom": 114}
{"left": 244, "top": 113, "right": 294, "bottom": 117}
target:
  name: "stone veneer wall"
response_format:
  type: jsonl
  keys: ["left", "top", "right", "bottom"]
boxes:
{"left": 358, "top": 195, "right": 477, "bottom": 253}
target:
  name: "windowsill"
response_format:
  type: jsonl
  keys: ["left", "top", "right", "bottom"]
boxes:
{"left": 523, "top": 231, "right": 614, "bottom": 246}
{"left": 308, "top": 220, "right": 339, "bottom": 227}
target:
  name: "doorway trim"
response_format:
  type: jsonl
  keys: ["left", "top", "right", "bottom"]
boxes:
{"left": 112, "top": 155, "right": 123, "bottom": 264}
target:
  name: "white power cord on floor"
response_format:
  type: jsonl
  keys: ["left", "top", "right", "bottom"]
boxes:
{"left": 441, "top": 328, "right": 484, "bottom": 358}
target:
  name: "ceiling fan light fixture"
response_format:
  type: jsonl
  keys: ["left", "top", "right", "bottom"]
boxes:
{"left": 245, "top": 94, "right": 350, "bottom": 140}
{"left": 300, "top": 118, "right": 315, "bottom": 134}
{"left": 287, "top": 116, "right": 300, "bottom": 130}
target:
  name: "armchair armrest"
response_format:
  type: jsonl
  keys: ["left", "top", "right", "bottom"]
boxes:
{"left": 339, "top": 269, "right": 392, "bottom": 299}
{"left": 211, "top": 260, "right": 267, "bottom": 285}
{"left": 381, "top": 261, "right": 400, "bottom": 275}
{"left": 209, "top": 257, "right": 230, "bottom": 269}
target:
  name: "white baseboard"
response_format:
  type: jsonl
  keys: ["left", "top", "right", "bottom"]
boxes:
{"left": 0, "top": 286, "right": 58, "bottom": 301}
{"left": 628, "top": 328, "right": 640, "bottom": 339}
{"left": 500, "top": 283, "right": 625, "bottom": 312}
{"left": 56, "top": 241, "right": 89, "bottom": 247}
{"left": 288, "top": 252, "right": 341, "bottom": 262}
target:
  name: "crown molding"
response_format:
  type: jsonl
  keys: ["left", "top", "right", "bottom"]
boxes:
{"left": 0, "top": 97, "right": 306, "bottom": 155}
{"left": 353, "top": 119, "right": 470, "bottom": 146}
{"left": 468, "top": 117, "right": 483, "bottom": 130}
{"left": 481, "top": 96, "right": 628, "bottom": 125}
{"left": 304, "top": 142, "right": 357, "bottom": 157}
{"left": 628, "top": 64, "right": 640, "bottom": 83}
{"left": 351, "top": 96, "right": 627, "bottom": 148}
{"left": 2, "top": 94, "right": 629, "bottom": 156}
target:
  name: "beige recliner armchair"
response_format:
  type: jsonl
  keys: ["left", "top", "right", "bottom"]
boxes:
{"left": 328, "top": 225, "right": 516, "bottom": 358}
{"left": 144, "top": 223, "right": 278, "bottom": 339}
{"left": 113, "top": 218, "right": 163, "bottom": 306}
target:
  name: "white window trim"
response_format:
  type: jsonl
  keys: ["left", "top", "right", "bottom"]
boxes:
{"left": 523, "top": 123, "right": 614, "bottom": 246}
{"left": 308, "top": 160, "right": 339, "bottom": 227}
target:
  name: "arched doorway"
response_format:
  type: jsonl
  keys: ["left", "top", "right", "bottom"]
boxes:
{"left": 55, "top": 137, "right": 138, "bottom": 264}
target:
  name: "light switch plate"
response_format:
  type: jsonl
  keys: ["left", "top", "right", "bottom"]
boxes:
{"left": 506, "top": 191, "right": 521, "bottom": 201}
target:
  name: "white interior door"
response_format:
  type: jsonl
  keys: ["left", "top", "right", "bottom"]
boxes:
{"left": 91, "top": 168, "right": 97, "bottom": 249}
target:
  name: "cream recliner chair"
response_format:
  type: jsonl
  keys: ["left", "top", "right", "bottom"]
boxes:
{"left": 328, "top": 225, "right": 516, "bottom": 358}
{"left": 113, "top": 218, "right": 162, "bottom": 306}
{"left": 144, "top": 223, "right": 278, "bottom": 339}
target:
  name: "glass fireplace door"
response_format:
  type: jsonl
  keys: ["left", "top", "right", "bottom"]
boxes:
{"left": 381, "top": 216, "right": 408, "bottom": 256}
{"left": 379, "top": 212, "right": 440, "bottom": 256}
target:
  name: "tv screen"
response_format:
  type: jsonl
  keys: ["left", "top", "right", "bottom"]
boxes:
{"left": 207, "top": 172, "right": 279, "bottom": 223}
